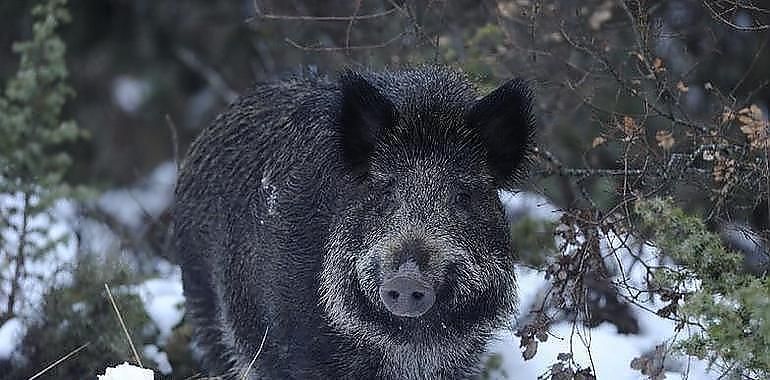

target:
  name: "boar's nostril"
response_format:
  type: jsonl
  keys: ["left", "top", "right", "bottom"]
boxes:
{"left": 379, "top": 275, "right": 435, "bottom": 318}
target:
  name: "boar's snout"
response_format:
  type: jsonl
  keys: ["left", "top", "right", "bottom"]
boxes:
{"left": 379, "top": 263, "right": 435, "bottom": 317}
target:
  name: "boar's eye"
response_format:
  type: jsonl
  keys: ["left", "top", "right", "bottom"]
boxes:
{"left": 371, "top": 177, "right": 396, "bottom": 201}
{"left": 453, "top": 191, "right": 472, "bottom": 209}
{"left": 372, "top": 180, "right": 398, "bottom": 216}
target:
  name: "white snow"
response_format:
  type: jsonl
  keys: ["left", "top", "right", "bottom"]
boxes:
{"left": 111, "top": 75, "right": 151, "bottom": 114}
{"left": 0, "top": 193, "right": 79, "bottom": 364}
{"left": 135, "top": 268, "right": 185, "bottom": 342}
{"left": 499, "top": 191, "right": 561, "bottom": 222}
{"left": 0, "top": 194, "right": 78, "bottom": 320}
{"left": 97, "top": 362, "right": 154, "bottom": 380}
{"left": 511, "top": 266, "right": 551, "bottom": 320}
{"left": 143, "top": 344, "right": 173, "bottom": 374}
{"left": 0, "top": 162, "right": 179, "bottom": 369}
{"left": 488, "top": 265, "right": 720, "bottom": 379}
{"left": 0, "top": 318, "right": 25, "bottom": 359}
{"left": 98, "top": 161, "right": 176, "bottom": 229}
{"left": 486, "top": 193, "right": 720, "bottom": 379}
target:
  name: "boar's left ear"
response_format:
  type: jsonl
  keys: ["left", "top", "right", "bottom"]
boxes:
{"left": 466, "top": 78, "right": 535, "bottom": 189}
{"left": 339, "top": 71, "right": 397, "bottom": 177}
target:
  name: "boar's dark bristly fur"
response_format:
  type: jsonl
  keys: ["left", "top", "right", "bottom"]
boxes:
{"left": 174, "top": 66, "right": 536, "bottom": 379}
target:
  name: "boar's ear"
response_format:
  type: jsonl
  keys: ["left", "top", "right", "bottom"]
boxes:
{"left": 466, "top": 79, "right": 535, "bottom": 189}
{"left": 339, "top": 71, "right": 397, "bottom": 176}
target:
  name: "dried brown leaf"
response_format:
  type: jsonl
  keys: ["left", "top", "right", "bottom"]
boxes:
{"left": 713, "top": 158, "right": 735, "bottom": 183}
{"left": 652, "top": 57, "right": 665, "bottom": 73}
{"left": 522, "top": 339, "right": 538, "bottom": 360}
{"left": 655, "top": 130, "right": 675, "bottom": 150}
{"left": 750, "top": 104, "right": 763, "bottom": 119}
{"left": 721, "top": 108, "right": 735, "bottom": 123}
{"left": 621, "top": 116, "right": 640, "bottom": 139}
{"left": 737, "top": 115, "right": 755, "bottom": 125}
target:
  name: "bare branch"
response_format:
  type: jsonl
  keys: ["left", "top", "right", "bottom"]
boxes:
{"left": 250, "top": 6, "right": 398, "bottom": 22}
{"left": 284, "top": 31, "right": 406, "bottom": 52}
{"left": 344, "top": 0, "right": 363, "bottom": 53}
{"left": 703, "top": 0, "right": 770, "bottom": 31}
{"left": 175, "top": 47, "right": 238, "bottom": 104}
{"left": 27, "top": 343, "right": 90, "bottom": 380}
{"left": 105, "top": 283, "right": 143, "bottom": 368}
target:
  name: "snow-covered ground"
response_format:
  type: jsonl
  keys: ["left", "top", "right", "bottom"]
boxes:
{"left": 491, "top": 192, "right": 719, "bottom": 379}
{"left": 0, "top": 170, "right": 721, "bottom": 378}
{"left": 134, "top": 264, "right": 184, "bottom": 375}
{"left": 97, "top": 362, "right": 154, "bottom": 380}
{"left": 0, "top": 162, "right": 182, "bottom": 375}
{"left": 0, "top": 195, "right": 79, "bottom": 317}
{"left": 487, "top": 267, "right": 716, "bottom": 380}
{"left": 98, "top": 161, "right": 177, "bottom": 230}
{"left": 0, "top": 317, "right": 24, "bottom": 359}
{"left": 0, "top": 194, "right": 79, "bottom": 358}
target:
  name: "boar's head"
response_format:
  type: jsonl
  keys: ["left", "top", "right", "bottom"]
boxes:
{"left": 320, "top": 69, "right": 535, "bottom": 346}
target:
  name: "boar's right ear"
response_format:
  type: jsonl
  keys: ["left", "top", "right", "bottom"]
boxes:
{"left": 339, "top": 71, "right": 396, "bottom": 176}
{"left": 466, "top": 79, "right": 535, "bottom": 189}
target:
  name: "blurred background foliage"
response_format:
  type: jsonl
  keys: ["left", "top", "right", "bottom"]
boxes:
{"left": 1, "top": 0, "right": 769, "bottom": 379}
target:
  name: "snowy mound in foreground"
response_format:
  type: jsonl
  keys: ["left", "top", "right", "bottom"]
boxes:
{"left": 97, "top": 362, "right": 153, "bottom": 380}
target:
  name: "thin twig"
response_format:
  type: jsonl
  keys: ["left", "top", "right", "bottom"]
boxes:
{"left": 703, "top": 0, "right": 770, "bottom": 31}
{"left": 536, "top": 147, "right": 645, "bottom": 178}
{"left": 4, "top": 193, "right": 30, "bottom": 324}
{"left": 431, "top": 0, "right": 448, "bottom": 63}
{"left": 729, "top": 33, "right": 770, "bottom": 99}
{"left": 27, "top": 342, "right": 90, "bottom": 380}
{"left": 345, "top": 0, "right": 363, "bottom": 54}
{"left": 251, "top": 6, "right": 397, "bottom": 22}
{"left": 239, "top": 326, "right": 270, "bottom": 380}
{"left": 175, "top": 47, "right": 238, "bottom": 103}
{"left": 165, "top": 114, "right": 180, "bottom": 172}
{"left": 284, "top": 31, "right": 406, "bottom": 52}
{"left": 104, "top": 283, "right": 143, "bottom": 367}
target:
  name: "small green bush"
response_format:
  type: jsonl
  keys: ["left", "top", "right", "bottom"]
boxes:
{"left": 4, "top": 257, "right": 157, "bottom": 380}
{"left": 635, "top": 198, "right": 770, "bottom": 378}
{"left": 0, "top": 0, "right": 89, "bottom": 324}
